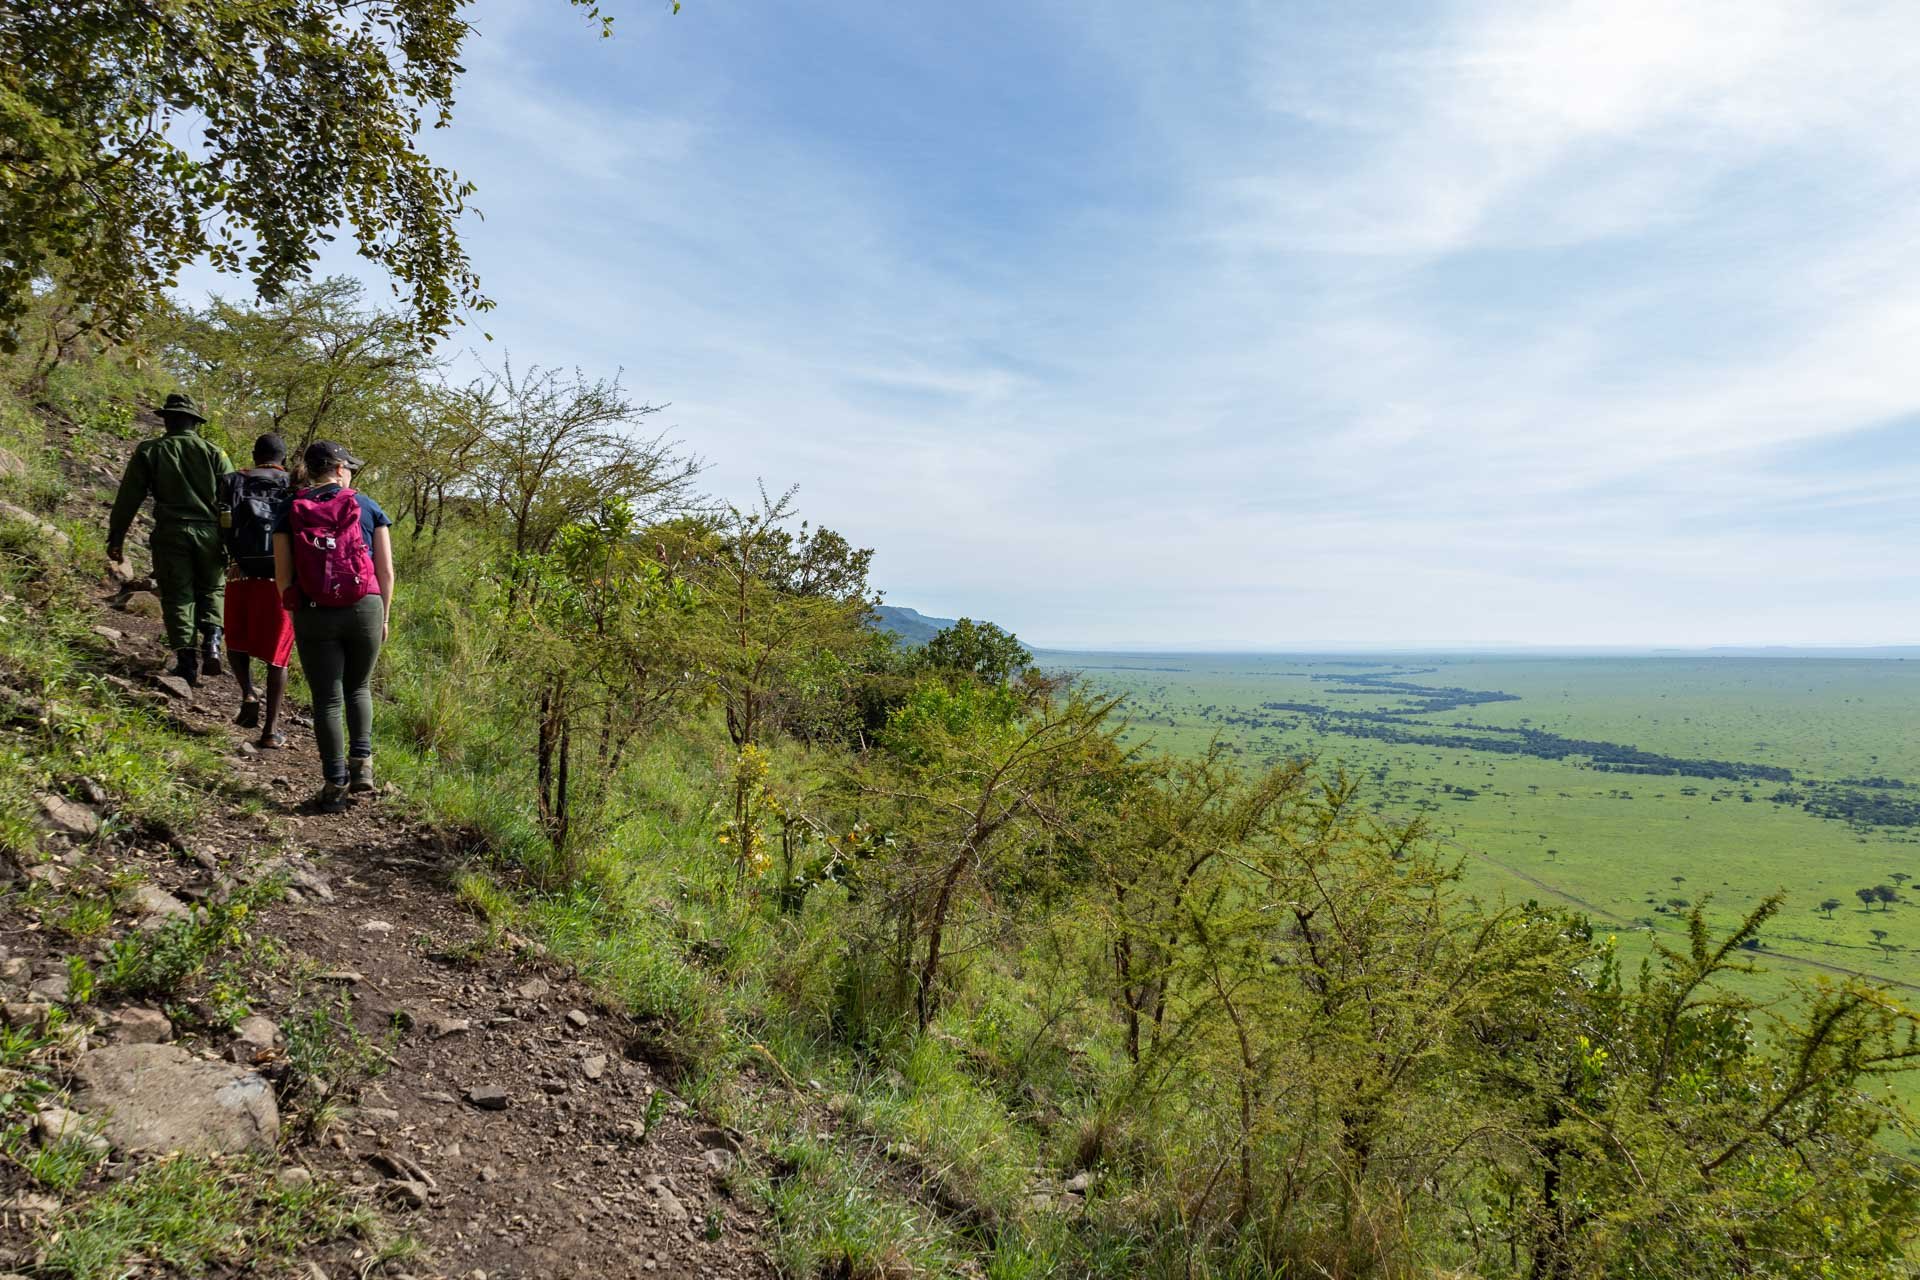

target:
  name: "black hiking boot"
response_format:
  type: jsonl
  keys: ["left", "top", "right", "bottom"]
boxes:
{"left": 199, "top": 626, "right": 224, "bottom": 677}
{"left": 171, "top": 648, "right": 200, "bottom": 687}
{"left": 314, "top": 782, "right": 351, "bottom": 814}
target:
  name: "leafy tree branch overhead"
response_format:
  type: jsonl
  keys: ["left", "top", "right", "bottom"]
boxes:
{"left": 0, "top": 0, "right": 676, "bottom": 351}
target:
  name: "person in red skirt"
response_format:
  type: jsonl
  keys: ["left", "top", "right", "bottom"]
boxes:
{"left": 219, "top": 435, "right": 296, "bottom": 748}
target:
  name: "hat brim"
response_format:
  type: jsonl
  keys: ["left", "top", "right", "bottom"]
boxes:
{"left": 160, "top": 407, "right": 207, "bottom": 425}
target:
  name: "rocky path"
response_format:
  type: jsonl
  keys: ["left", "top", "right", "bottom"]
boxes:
{"left": 1, "top": 416, "right": 772, "bottom": 1279}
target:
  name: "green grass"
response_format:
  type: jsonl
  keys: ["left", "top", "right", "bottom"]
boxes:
{"left": 0, "top": 1010, "right": 82, "bottom": 1191}
{"left": 33, "top": 1155, "right": 375, "bottom": 1280}
{"left": 847, "top": 1032, "right": 1043, "bottom": 1218}
{"left": 756, "top": 1129, "right": 967, "bottom": 1279}
{"left": 20, "top": 1136, "right": 110, "bottom": 1192}
{"left": 0, "top": 514, "right": 230, "bottom": 853}
{"left": 48, "top": 891, "right": 115, "bottom": 940}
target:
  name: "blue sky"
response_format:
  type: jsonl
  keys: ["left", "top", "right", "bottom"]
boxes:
{"left": 299, "top": 0, "right": 1920, "bottom": 648}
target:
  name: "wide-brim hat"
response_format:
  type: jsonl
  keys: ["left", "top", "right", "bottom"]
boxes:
{"left": 158, "top": 392, "right": 206, "bottom": 424}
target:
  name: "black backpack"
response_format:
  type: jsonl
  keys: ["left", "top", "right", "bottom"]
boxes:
{"left": 220, "top": 469, "right": 289, "bottom": 577}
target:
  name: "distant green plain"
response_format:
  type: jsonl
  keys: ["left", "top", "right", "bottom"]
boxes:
{"left": 1051, "top": 652, "right": 1920, "bottom": 1017}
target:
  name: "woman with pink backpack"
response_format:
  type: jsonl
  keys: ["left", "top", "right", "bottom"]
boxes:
{"left": 273, "top": 440, "right": 395, "bottom": 812}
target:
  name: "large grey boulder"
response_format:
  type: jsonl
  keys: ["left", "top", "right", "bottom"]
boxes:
{"left": 71, "top": 1043, "right": 278, "bottom": 1155}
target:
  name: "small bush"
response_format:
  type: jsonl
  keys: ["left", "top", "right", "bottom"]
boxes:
{"left": 283, "top": 994, "right": 394, "bottom": 1095}
{"left": 279, "top": 993, "right": 397, "bottom": 1140}
{"left": 100, "top": 887, "right": 278, "bottom": 999}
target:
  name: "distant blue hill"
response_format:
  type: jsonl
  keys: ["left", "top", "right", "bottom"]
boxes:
{"left": 870, "top": 605, "right": 958, "bottom": 646}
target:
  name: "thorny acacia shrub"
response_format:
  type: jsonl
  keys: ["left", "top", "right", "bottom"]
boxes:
{"left": 1059, "top": 753, "right": 1920, "bottom": 1278}
{"left": 850, "top": 678, "right": 1125, "bottom": 1031}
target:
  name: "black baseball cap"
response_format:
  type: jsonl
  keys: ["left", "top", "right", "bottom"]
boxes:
{"left": 303, "top": 440, "right": 364, "bottom": 473}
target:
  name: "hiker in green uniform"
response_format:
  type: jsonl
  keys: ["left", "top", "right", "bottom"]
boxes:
{"left": 106, "top": 393, "right": 235, "bottom": 685}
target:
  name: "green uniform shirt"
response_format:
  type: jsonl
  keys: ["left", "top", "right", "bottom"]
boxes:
{"left": 107, "top": 426, "right": 235, "bottom": 548}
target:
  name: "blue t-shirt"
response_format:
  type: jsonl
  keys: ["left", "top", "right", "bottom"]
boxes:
{"left": 274, "top": 485, "right": 392, "bottom": 546}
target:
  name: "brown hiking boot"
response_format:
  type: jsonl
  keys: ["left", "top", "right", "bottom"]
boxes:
{"left": 314, "top": 782, "right": 351, "bottom": 813}
{"left": 348, "top": 758, "right": 375, "bottom": 794}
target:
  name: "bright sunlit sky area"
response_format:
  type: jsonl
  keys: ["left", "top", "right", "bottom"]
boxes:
{"left": 196, "top": 0, "right": 1920, "bottom": 650}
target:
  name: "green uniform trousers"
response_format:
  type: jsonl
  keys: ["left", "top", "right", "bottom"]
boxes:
{"left": 151, "top": 522, "right": 226, "bottom": 650}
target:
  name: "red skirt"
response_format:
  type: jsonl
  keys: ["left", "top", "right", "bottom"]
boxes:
{"left": 224, "top": 576, "right": 295, "bottom": 667}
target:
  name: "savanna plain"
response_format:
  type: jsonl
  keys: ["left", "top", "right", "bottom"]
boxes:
{"left": 1057, "top": 650, "right": 1920, "bottom": 1138}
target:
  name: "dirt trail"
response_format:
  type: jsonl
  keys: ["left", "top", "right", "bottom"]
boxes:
{"left": 1, "top": 415, "right": 772, "bottom": 1278}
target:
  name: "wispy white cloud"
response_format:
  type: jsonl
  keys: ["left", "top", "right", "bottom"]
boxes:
{"left": 179, "top": 0, "right": 1920, "bottom": 648}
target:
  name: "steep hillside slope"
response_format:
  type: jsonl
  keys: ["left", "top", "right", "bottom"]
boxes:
{"left": 1, "top": 409, "right": 768, "bottom": 1279}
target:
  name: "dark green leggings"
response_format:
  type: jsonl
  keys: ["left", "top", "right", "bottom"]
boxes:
{"left": 293, "top": 595, "right": 384, "bottom": 785}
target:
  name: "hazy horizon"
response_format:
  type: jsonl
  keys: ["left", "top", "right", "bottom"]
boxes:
{"left": 1035, "top": 642, "right": 1920, "bottom": 657}
{"left": 878, "top": 604, "right": 1920, "bottom": 656}
{"left": 1037, "top": 642, "right": 1920, "bottom": 658}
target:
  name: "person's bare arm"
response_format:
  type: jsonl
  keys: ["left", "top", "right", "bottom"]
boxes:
{"left": 274, "top": 532, "right": 294, "bottom": 596}
{"left": 372, "top": 525, "right": 394, "bottom": 639}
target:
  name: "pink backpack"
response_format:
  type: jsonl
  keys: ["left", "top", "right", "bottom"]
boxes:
{"left": 289, "top": 488, "right": 376, "bottom": 607}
